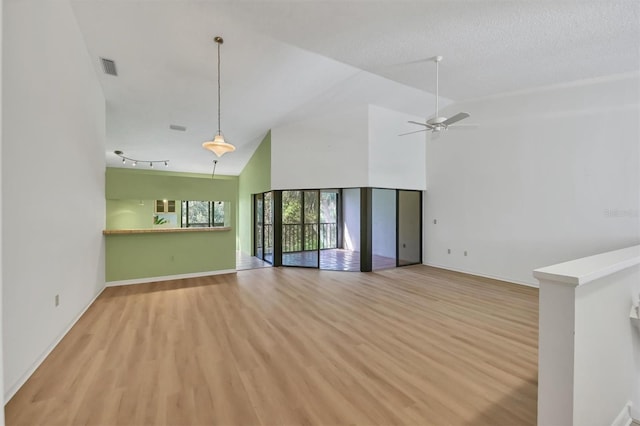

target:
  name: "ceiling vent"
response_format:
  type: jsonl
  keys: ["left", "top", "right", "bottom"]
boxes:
{"left": 100, "top": 58, "right": 117, "bottom": 76}
{"left": 169, "top": 124, "right": 187, "bottom": 132}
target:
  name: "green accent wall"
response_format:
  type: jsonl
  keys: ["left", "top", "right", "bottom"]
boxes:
{"left": 106, "top": 168, "right": 238, "bottom": 201}
{"left": 238, "top": 131, "right": 272, "bottom": 255}
{"left": 105, "top": 231, "right": 235, "bottom": 281}
{"left": 105, "top": 168, "right": 239, "bottom": 282}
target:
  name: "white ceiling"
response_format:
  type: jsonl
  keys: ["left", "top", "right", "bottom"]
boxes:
{"left": 70, "top": 0, "right": 640, "bottom": 175}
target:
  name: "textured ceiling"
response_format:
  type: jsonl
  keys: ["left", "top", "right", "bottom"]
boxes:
{"left": 222, "top": 1, "right": 640, "bottom": 99}
{"left": 70, "top": 0, "right": 640, "bottom": 175}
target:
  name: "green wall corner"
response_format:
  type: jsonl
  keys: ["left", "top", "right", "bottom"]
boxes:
{"left": 105, "top": 231, "right": 235, "bottom": 281}
{"left": 238, "top": 131, "right": 272, "bottom": 255}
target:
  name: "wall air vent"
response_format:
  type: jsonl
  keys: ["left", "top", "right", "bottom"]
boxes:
{"left": 169, "top": 124, "right": 187, "bottom": 132}
{"left": 100, "top": 58, "right": 117, "bottom": 76}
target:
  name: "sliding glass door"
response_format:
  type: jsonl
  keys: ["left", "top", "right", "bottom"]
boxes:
{"left": 255, "top": 194, "right": 263, "bottom": 259}
{"left": 282, "top": 190, "right": 319, "bottom": 267}
{"left": 397, "top": 190, "right": 422, "bottom": 266}
{"left": 254, "top": 191, "right": 273, "bottom": 264}
{"left": 372, "top": 188, "right": 397, "bottom": 270}
{"left": 264, "top": 192, "right": 274, "bottom": 263}
{"left": 370, "top": 188, "right": 422, "bottom": 270}
{"left": 253, "top": 188, "right": 418, "bottom": 271}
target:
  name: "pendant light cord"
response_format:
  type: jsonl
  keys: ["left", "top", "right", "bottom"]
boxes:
{"left": 435, "top": 59, "right": 439, "bottom": 116}
{"left": 217, "top": 40, "right": 221, "bottom": 135}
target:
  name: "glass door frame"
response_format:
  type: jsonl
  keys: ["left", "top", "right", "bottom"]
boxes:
{"left": 395, "top": 189, "right": 423, "bottom": 267}
{"left": 253, "top": 191, "right": 274, "bottom": 265}
{"left": 254, "top": 193, "right": 263, "bottom": 260}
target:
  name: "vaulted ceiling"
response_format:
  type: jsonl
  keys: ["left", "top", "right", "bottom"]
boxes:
{"left": 70, "top": 1, "right": 640, "bottom": 175}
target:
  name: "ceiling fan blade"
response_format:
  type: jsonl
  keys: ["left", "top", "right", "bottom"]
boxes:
{"left": 407, "top": 120, "right": 434, "bottom": 129}
{"left": 442, "top": 112, "right": 470, "bottom": 126}
{"left": 448, "top": 123, "right": 479, "bottom": 130}
{"left": 399, "top": 129, "right": 428, "bottom": 136}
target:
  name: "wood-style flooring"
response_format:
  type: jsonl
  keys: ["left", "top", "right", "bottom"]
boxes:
{"left": 6, "top": 266, "right": 539, "bottom": 426}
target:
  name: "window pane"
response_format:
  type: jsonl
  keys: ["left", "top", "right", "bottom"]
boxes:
{"left": 263, "top": 192, "right": 274, "bottom": 262}
{"left": 398, "top": 191, "right": 421, "bottom": 266}
{"left": 282, "top": 191, "right": 302, "bottom": 253}
{"left": 256, "top": 195, "right": 263, "bottom": 259}
{"left": 320, "top": 192, "right": 337, "bottom": 249}
{"left": 304, "top": 191, "right": 318, "bottom": 251}
{"left": 282, "top": 191, "right": 301, "bottom": 224}
{"left": 187, "top": 201, "right": 210, "bottom": 227}
{"left": 213, "top": 202, "right": 225, "bottom": 226}
{"left": 372, "top": 189, "right": 397, "bottom": 270}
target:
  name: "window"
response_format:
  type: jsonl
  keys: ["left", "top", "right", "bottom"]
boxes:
{"left": 181, "top": 201, "right": 226, "bottom": 227}
{"left": 155, "top": 199, "right": 176, "bottom": 213}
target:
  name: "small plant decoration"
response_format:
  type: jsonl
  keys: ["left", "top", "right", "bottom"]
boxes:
{"left": 153, "top": 215, "right": 168, "bottom": 225}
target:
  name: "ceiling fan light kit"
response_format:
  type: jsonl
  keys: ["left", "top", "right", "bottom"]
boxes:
{"left": 202, "top": 36, "right": 236, "bottom": 158}
{"left": 401, "top": 55, "right": 471, "bottom": 136}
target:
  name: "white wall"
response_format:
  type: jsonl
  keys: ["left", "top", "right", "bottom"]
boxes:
{"left": 368, "top": 105, "right": 426, "bottom": 190}
{"left": 425, "top": 74, "right": 640, "bottom": 285}
{"left": 573, "top": 264, "right": 639, "bottom": 425}
{"left": 535, "top": 246, "right": 640, "bottom": 426}
{"left": 372, "top": 189, "right": 396, "bottom": 259}
{"left": 3, "top": 0, "right": 106, "bottom": 401}
{"left": 272, "top": 104, "right": 429, "bottom": 191}
{"left": 342, "top": 188, "right": 360, "bottom": 251}
{"left": 271, "top": 106, "right": 369, "bottom": 190}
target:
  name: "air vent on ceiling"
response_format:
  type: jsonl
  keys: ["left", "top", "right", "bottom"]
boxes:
{"left": 100, "top": 57, "right": 117, "bottom": 76}
{"left": 169, "top": 124, "right": 187, "bottom": 132}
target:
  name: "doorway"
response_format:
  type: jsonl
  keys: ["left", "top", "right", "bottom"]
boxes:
{"left": 280, "top": 189, "right": 342, "bottom": 269}
{"left": 253, "top": 191, "right": 274, "bottom": 264}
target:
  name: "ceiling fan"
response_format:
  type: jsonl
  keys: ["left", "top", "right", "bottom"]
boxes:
{"left": 400, "top": 56, "right": 470, "bottom": 136}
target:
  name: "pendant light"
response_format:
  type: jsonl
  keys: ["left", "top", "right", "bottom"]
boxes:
{"left": 202, "top": 36, "right": 236, "bottom": 157}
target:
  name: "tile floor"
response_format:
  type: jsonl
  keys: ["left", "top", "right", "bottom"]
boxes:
{"left": 236, "top": 251, "right": 271, "bottom": 271}
{"left": 239, "top": 249, "right": 399, "bottom": 272}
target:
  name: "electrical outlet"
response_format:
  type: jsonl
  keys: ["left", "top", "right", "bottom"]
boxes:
{"left": 55, "top": 294, "right": 59, "bottom": 307}
{"left": 447, "top": 249, "right": 451, "bottom": 254}
{"left": 464, "top": 251, "right": 468, "bottom": 256}
{"left": 433, "top": 219, "right": 437, "bottom": 224}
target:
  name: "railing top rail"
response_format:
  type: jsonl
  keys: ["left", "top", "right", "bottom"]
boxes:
{"left": 533, "top": 245, "right": 640, "bottom": 286}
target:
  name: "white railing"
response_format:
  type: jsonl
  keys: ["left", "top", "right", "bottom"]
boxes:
{"left": 535, "top": 245, "right": 640, "bottom": 426}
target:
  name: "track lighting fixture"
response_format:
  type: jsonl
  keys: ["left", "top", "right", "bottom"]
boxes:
{"left": 114, "top": 150, "right": 169, "bottom": 169}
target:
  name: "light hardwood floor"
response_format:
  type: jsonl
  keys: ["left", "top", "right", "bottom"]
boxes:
{"left": 6, "top": 266, "right": 538, "bottom": 425}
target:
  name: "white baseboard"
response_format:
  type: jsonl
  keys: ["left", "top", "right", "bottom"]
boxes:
{"left": 106, "top": 269, "right": 237, "bottom": 287}
{"left": 423, "top": 262, "right": 539, "bottom": 288}
{"left": 4, "top": 286, "right": 106, "bottom": 404}
{"left": 611, "top": 401, "right": 633, "bottom": 426}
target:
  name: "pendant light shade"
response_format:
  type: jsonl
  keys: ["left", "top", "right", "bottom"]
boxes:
{"left": 203, "top": 133, "right": 235, "bottom": 157}
{"left": 202, "top": 36, "right": 235, "bottom": 158}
